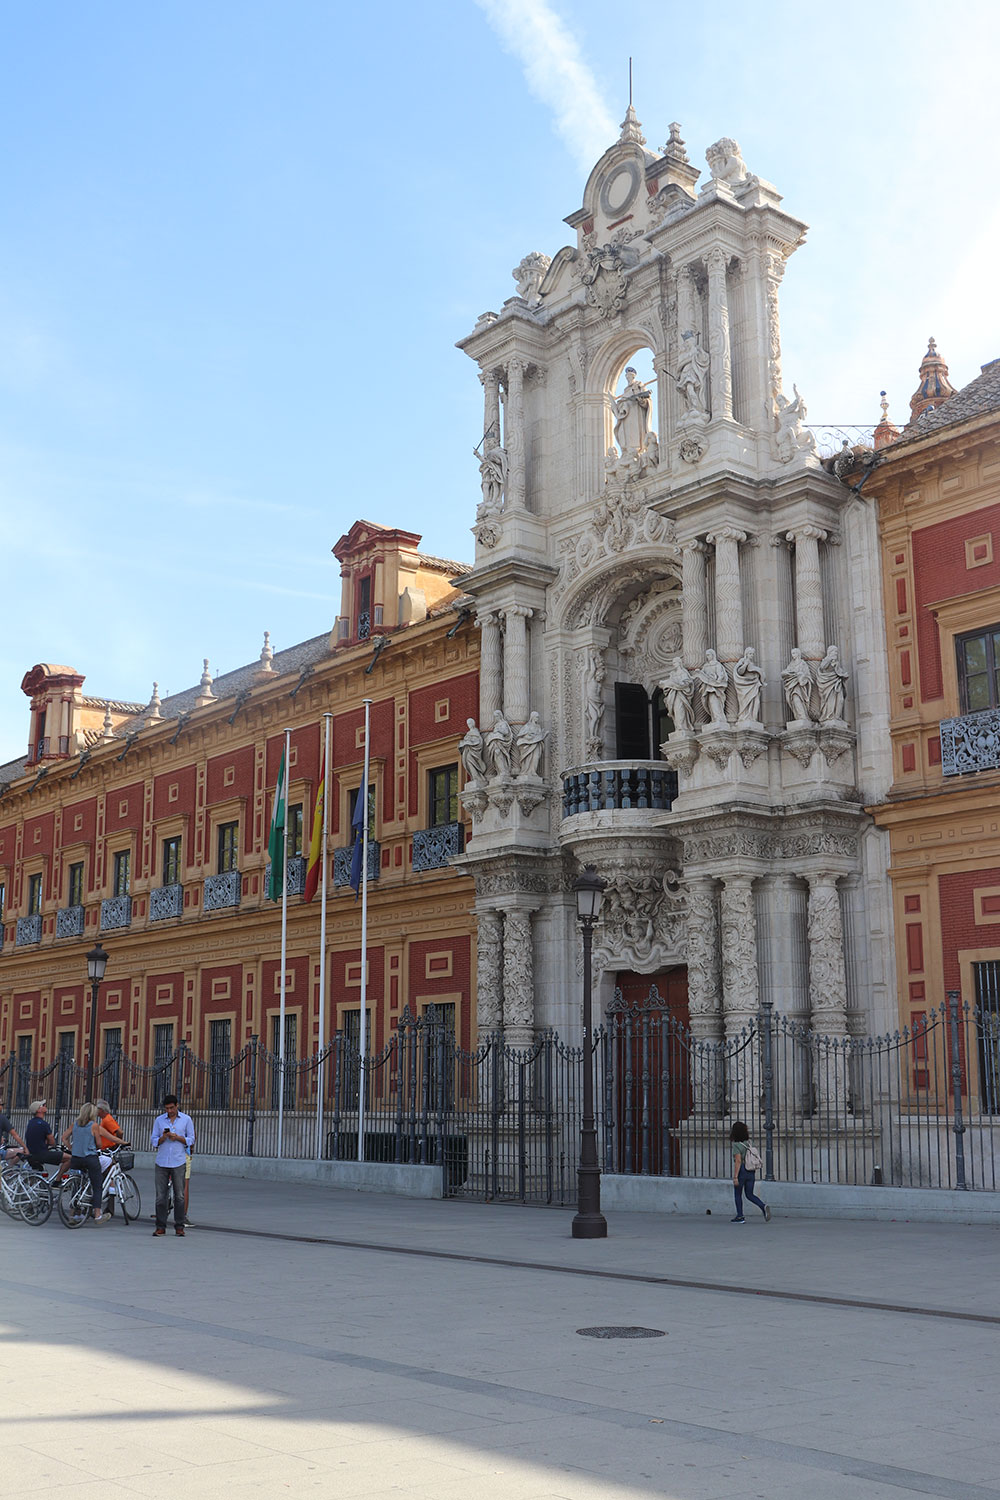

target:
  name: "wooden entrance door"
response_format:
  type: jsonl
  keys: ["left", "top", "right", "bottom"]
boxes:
{"left": 611, "top": 967, "right": 691, "bottom": 1175}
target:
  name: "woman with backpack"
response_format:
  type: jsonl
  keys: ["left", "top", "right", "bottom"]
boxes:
{"left": 730, "top": 1120, "right": 770, "bottom": 1223}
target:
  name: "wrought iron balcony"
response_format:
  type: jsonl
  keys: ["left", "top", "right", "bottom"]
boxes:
{"left": 56, "top": 905, "right": 85, "bottom": 939}
{"left": 413, "top": 822, "right": 464, "bottom": 872}
{"left": 561, "top": 760, "right": 678, "bottom": 818}
{"left": 940, "top": 709, "right": 1000, "bottom": 777}
{"left": 100, "top": 895, "right": 132, "bottom": 931}
{"left": 333, "top": 841, "right": 380, "bottom": 888}
{"left": 150, "top": 883, "right": 184, "bottom": 921}
{"left": 16, "top": 913, "right": 42, "bottom": 946}
{"left": 203, "top": 870, "right": 241, "bottom": 911}
{"left": 263, "top": 854, "right": 306, "bottom": 896}
{"left": 357, "top": 610, "right": 371, "bottom": 641}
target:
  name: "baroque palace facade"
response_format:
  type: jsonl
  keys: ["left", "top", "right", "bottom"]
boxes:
{"left": 0, "top": 524, "right": 479, "bottom": 1076}
{"left": 455, "top": 107, "right": 897, "bottom": 1076}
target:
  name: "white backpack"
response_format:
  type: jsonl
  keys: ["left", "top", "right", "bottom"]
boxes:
{"left": 743, "top": 1143, "right": 763, "bottom": 1172}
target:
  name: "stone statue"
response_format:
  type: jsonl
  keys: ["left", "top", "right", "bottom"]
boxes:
{"left": 477, "top": 440, "right": 507, "bottom": 514}
{"left": 774, "top": 385, "right": 818, "bottom": 464}
{"left": 458, "top": 718, "right": 488, "bottom": 783}
{"left": 515, "top": 711, "right": 547, "bottom": 778}
{"left": 512, "top": 251, "right": 551, "bottom": 307}
{"left": 696, "top": 649, "right": 729, "bottom": 728}
{"left": 781, "top": 648, "right": 815, "bottom": 723}
{"left": 612, "top": 366, "right": 653, "bottom": 456}
{"left": 645, "top": 430, "right": 659, "bottom": 468}
{"left": 484, "top": 710, "right": 514, "bottom": 779}
{"left": 585, "top": 650, "right": 605, "bottom": 755}
{"left": 705, "top": 137, "right": 748, "bottom": 187}
{"left": 816, "top": 644, "right": 849, "bottom": 723}
{"left": 732, "top": 646, "right": 765, "bottom": 724}
{"left": 676, "top": 332, "right": 710, "bottom": 423}
{"left": 660, "top": 656, "right": 695, "bottom": 734}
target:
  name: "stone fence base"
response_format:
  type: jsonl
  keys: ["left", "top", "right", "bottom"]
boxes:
{"left": 600, "top": 1173, "right": 1000, "bottom": 1224}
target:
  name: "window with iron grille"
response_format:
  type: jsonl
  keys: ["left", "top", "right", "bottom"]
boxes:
{"left": 153, "top": 1023, "right": 174, "bottom": 1095}
{"left": 27, "top": 873, "right": 43, "bottom": 916}
{"left": 341, "top": 1008, "right": 371, "bottom": 1102}
{"left": 15, "top": 1035, "right": 32, "bottom": 1108}
{"left": 162, "top": 836, "right": 181, "bottom": 887}
{"left": 288, "top": 804, "right": 304, "bottom": 857}
{"left": 423, "top": 1003, "right": 456, "bottom": 1110}
{"left": 102, "top": 1027, "right": 122, "bottom": 1110}
{"left": 974, "top": 961, "right": 1000, "bottom": 1115}
{"left": 56, "top": 1031, "right": 75, "bottom": 1111}
{"left": 270, "top": 1014, "right": 298, "bottom": 1110}
{"left": 217, "top": 822, "right": 239, "bottom": 874}
{"left": 957, "top": 626, "right": 1000, "bottom": 713}
{"left": 428, "top": 765, "right": 459, "bottom": 826}
{"left": 209, "top": 1019, "right": 231, "bottom": 1108}
{"left": 112, "top": 850, "right": 131, "bottom": 898}
{"left": 67, "top": 862, "right": 84, "bottom": 907}
{"left": 0, "top": 880, "right": 5, "bottom": 918}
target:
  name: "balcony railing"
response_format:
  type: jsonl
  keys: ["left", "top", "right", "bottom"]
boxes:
{"left": 56, "top": 905, "right": 85, "bottom": 938}
{"left": 357, "top": 610, "right": 371, "bottom": 641}
{"left": 263, "top": 854, "right": 306, "bottom": 896}
{"left": 412, "top": 822, "right": 464, "bottom": 871}
{"left": 16, "top": 914, "right": 42, "bottom": 946}
{"left": 204, "top": 870, "right": 241, "bottom": 911}
{"left": 333, "top": 841, "right": 380, "bottom": 888}
{"left": 101, "top": 895, "right": 132, "bottom": 931}
{"left": 150, "top": 883, "right": 184, "bottom": 921}
{"left": 940, "top": 708, "right": 1000, "bottom": 777}
{"left": 561, "top": 760, "right": 678, "bottom": 818}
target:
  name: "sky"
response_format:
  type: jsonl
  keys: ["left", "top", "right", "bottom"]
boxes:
{"left": 1, "top": 0, "right": 998, "bottom": 758}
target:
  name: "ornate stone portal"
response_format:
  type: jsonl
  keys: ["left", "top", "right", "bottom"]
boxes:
{"left": 453, "top": 102, "right": 895, "bottom": 1122}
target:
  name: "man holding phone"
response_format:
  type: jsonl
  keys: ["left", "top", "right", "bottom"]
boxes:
{"left": 150, "top": 1094, "right": 195, "bottom": 1237}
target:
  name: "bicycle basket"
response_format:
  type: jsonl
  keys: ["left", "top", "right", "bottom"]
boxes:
{"left": 117, "top": 1151, "right": 135, "bottom": 1171}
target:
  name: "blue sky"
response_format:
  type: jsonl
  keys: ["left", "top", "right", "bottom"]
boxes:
{"left": 1, "top": 0, "right": 997, "bottom": 756}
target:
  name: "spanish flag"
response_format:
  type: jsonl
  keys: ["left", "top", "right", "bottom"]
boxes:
{"left": 303, "top": 747, "right": 326, "bottom": 903}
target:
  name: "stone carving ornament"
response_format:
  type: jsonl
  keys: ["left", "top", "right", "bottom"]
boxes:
{"left": 476, "top": 910, "right": 504, "bottom": 1031}
{"left": 502, "top": 910, "right": 535, "bottom": 1032}
{"left": 576, "top": 240, "right": 639, "bottom": 320}
{"left": 584, "top": 649, "right": 605, "bottom": 758}
{"left": 593, "top": 868, "right": 685, "bottom": 976}
{"left": 678, "top": 435, "right": 707, "bottom": 464}
{"left": 696, "top": 649, "right": 729, "bottom": 728}
{"left": 514, "top": 711, "right": 547, "bottom": 778}
{"left": 806, "top": 877, "right": 848, "bottom": 1031}
{"left": 459, "top": 718, "right": 488, "bottom": 784}
{"left": 613, "top": 367, "right": 653, "bottom": 457}
{"left": 774, "top": 385, "right": 818, "bottom": 464}
{"left": 676, "top": 332, "right": 710, "bottom": 425}
{"left": 732, "top": 646, "right": 765, "bottom": 724}
{"left": 660, "top": 656, "right": 696, "bottom": 734}
{"left": 705, "top": 137, "right": 749, "bottom": 187}
{"left": 512, "top": 252, "right": 551, "bottom": 307}
{"left": 477, "top": 441, "right": 507, "bottom": 515}
{"left": 484, "top": 710, "right": 514, "bottom": 778}
{"left": 684, "top": 879, "right": 721, "bottom": 1019}
{"left": 781, "top": 648, "right": 815, "bottom": 723}
{"left": 816, "top": 645, "right": 849, "bottom": 723}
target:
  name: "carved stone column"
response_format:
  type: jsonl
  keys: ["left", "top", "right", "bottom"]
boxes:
{"left": 505, "top": 357, "right": 526, "bottom": 510}
{"left": 706, "top": 527, "right": 746, "bottom": 664}
{"left": 806, "top": 873, "right": 850, "bottom": 1114}
{"left": 720, "top": 874, "right": 760, "bottom": 1118}
{"left": 477, "top": 611, "right": 503, "bottom": 724}
{"left": 681, "top": 541, "right": 708, "bottom": 669}
{"left": 503, "top": 605, "right": 532, "bottom": 724}
{"left": 787, "top": 526, "right": 827, "bottom": 662}
{"left": 502, "top": 908, "right": 535, "bottom": 1048}
{"left": 763, "top": 251, "right": 786, "bottom": 412}
{"left": 482, "top": 368, "right": 501, "bottom": 450}
{"left": 475, "top": 909, "right": 504, "bottom": 1034}
{"left": 685, "top": 876, "right": 724, "bottom": 1115}
{"left": 706, "top": 248, "right": 733, "bottom": 421}
{"left": 678, "top": 263, "right": 699, "bottom": 337}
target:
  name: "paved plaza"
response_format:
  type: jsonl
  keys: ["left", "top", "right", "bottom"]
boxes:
{"left": 1, "top": 1174, "right": 998, "bottom": 1500}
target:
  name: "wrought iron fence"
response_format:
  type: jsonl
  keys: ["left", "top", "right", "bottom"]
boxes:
{"left": 2, "top": 994, "right": 997, "bottom": 1201}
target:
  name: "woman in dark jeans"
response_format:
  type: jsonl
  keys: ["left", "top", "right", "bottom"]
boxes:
{"left": 62, "top": 1104, "right": 110, "bottom": 1224}
{"left": 730, "top": 1119, "right": 770, "bottom": 1223}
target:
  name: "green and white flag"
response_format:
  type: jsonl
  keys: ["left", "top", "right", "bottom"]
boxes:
{"left": 266, "top": 748, "right": 287, "bottom": 902}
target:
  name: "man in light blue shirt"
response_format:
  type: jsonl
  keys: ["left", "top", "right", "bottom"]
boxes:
{"left": 150, "top": 1094, "right": 195, "bottom": 1237}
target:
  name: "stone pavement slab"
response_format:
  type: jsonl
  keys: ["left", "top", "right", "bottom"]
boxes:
{"left": 0, "top": 1172, "right": 997, "bottom": 1500}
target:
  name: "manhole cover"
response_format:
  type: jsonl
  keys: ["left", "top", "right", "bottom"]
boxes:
{"left": 576, "top": 1326, "right": 666, "bottom": 1339}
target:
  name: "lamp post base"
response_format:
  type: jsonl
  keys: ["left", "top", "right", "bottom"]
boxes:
{"left": 572, "top": 1160, "right": 607, "bottom": 1238}
{"left": 571, "top": 1209, "right": 608, "bottom": 1239}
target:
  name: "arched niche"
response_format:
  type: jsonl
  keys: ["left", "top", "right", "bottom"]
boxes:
{"left": 589, "top": 334, "right": 661, "bottom": 475}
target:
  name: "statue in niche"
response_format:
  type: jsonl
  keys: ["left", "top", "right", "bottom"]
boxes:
{"left": 515, "top": 711, "right": 547, "bottom": 778}
{"left": 646, "top": 431, "right": 659, "bottom": 468}
{"left": 585, "top": 650, "right": 606, "bottom": 756}
{"left": 705, "top": 137, "right": 749, "bottom": 187}
{"left": 781, "top": 649, "right": 816, "bottom": 723}
{"left": 696, "top": 649, "right": 729, "bottom": 728}
{"left": 816, "top": 645, "right": 849, "bottom": 723}
{"left": 732, "top": 646, "right": 765, "bottom": 724}
{"left": 459, "top": 718, "right": 488, "bottom": 784}
{"left": 774, "top": 385, "right": 818, "bottom": 464}
{"left": 676, "top": 332, "right": 710, "bottom": 424}
{"left": 484, "top": 710, "right": 514, "bottom": 779}
{"left": 512, "top": 251, "right": 551, "bottom": 308}
{"left": 659, "top": 656, "right": 695, "bottom": 734}
{"left": 613, "top": 367, "right": 653, "bottom": 457}
{"left": 477, "top": 439, "right": 507, "bottom": 515}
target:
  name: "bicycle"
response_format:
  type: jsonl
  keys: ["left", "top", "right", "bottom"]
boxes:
{"left": 0, "top": 1152, "right": 54, "bottom": 1225}
{"left": 57, "top": 1144, "right": 141, "bottom": 1228}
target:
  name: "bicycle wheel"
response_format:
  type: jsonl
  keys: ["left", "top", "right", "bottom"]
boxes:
{"left": 117, "top": 1173, "right": 141, "bottom": 1223}
{"left": 0, "top": 1176, "right": 22, "bottom": 1220}
{"left": 19, "top": 1173, "right": 53, "bottom": 1226}
{"left": 57, "top": 1176, "right": 89, "bottom": 1228}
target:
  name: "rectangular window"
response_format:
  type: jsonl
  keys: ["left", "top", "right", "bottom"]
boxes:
{"left": 341, "top": 1008, "right": 371, "bottom": 1103}
{"left": 357, "top": 574, "right": 372, "bottom": 638}
{"left": 957, "top": 625, "right": 1000, "bottom": 713}
{"left": 975, "top": 961, "right": 1000, "bottom": 1115}
{"left": 0, "top": 880, "right": 5, "bottom": 917}
{"left": 208, "top": 1019, "right": 232, "bottom": 1109}
{"left": 348, "top": 784, "right": 377, "bottom": 834}
{"left": 56, "top": 1031, "right": 75, "bottom": 1112}
{"left": 270, "top": 1014, "right": 298, "bottom": 1110}
{"left": 67, "top": 862, "right": 84, "bottom": 907}
{"left": 15, "top": 1035, "right": 32, "bottom": 1108}
{"left": 27, "top": 872, "right": 43, "bottom": 915}
{"left": 112, "top": 850, "right": 131, "bottom": 898}
{"left": 162, "top": 836, "right": 181, "bottom": 887}
{"left": 102, "top": 1027, "right": 122, "bottom": 1111}
{"left": 217, "top": 822, "right": 239, "bottom": 874}
{"left": 153, "top": 1023, "right": 174, "bottom": 1094}
{"left": 288, "top": 804, "right": 304, "bottom": 858}
{"left": 428, "top": 765, "right": 459, "bottom": 826}
{"left": 615, "top": 682, "right": 651, "bottom": 760}
{"left": 423, "top": 1003, "right": 456, "bottom": 1110}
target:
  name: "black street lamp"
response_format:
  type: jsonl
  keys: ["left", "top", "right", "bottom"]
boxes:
{"left": 572, "top": 865, "right": 608, "bottom": 1240}
{"left": 85, "top": 941, "right": 109, "bottom": 1100}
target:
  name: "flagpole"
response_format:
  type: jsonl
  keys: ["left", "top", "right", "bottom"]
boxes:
{"left": 358, "top": 697, "right": 372, "bottom": 1162}
{"left": 316, "top": 712, "right": 332, "bottom": 1159}
{"left": 278, "top": 726, "right": 291, "bottom": 1160}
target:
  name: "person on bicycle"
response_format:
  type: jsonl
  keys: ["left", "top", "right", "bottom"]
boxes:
{"left": 24, "top": 1100, "right": 70, "bottom": 1175}
{"left": 62, "top": 1104, "right": 111, "bottom": 1225}
{"left": 150, "top": 1094, "right": 194, "bottom": 1237}
{"left": 94, "top": 1099, "right": 128, "bottom": 1214}
{"left": 0, "top": 1108, "right": 26, "bottom": 1160}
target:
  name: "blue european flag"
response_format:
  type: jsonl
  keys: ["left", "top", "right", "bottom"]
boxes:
{"left": 349, "top": 788, "right": 366, "bottom": 897}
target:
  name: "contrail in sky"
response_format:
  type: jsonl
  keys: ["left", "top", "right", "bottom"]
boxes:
{"left": 473, "top": 0, "right": 617, "bottom": 174}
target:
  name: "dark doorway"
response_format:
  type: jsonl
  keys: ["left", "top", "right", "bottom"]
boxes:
{"left": 615, "top": 683, "right": 673, "bottom": 760}
{"left": 610, "top": 967, "right": 691, "bottom": 1175}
